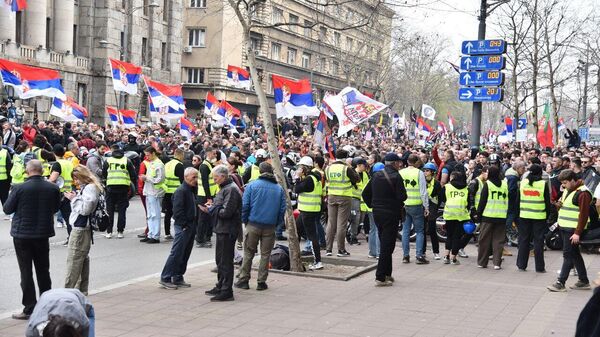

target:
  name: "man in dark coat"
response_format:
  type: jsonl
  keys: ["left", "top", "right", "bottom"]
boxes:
{"left": 4, "top": 160, "right": 61, "bottom": 320}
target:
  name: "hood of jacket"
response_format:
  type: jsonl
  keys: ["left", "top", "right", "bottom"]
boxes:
{"left": 259, "top": 172, "right": 278, "bottom": 184}
{"left": 450, "top": 179, "right": 468, "bottom": 189}
{"left": 111, "top": 149, "right": 124, "bottom": 159}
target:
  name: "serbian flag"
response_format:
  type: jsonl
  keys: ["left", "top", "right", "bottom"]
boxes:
{"left": 313, "top": 111, "right": 329, "bottom": 151}
{"left": 272, "top": 74, "right": 318, "bottom": 119}
{"left": 504, "top": 117, "right": 513, "bottom": 135}
{"left": 415, "top": 117, "right": 432, "bottom": 137}
{"left": 143, "top": 76, "right": 185, "bottom": 111}
{"left": 204, "top": 92, "right": 220, "bottom": 117}
{"left": 179, "top": 117, "right": 196, "bottom": 139}
{"left": 215, "top": 100, "right": 241, "bottom": 130}
{"left": 5, "top": 0, "right": 27, "bottom": 11}
{"left": 558, "top": 117, "right": 566, "bottom": 132}
{"left": 50, "top": 97, "right": 87, "bottom": 122}
{"left": 106, "top": 106, "right": 120, "bottom": 125}
{"left": 119, "top": 109, "right": 136, "bottom": 126}
{"left": 447, "top": 112, "right": 456, "bottom": 132}
{"left": 437, "top": 121, "right": 447, "bottom": 134}
{"left": 109, "top": 58, "right": 142, "bottom": 95}
{"left": 323, "top": 87, "right": 388, "bottom": 136}
{"left": 148, "top": 97, "right": 185, "bottom": 120}
{"left": 226, "top": 65, "right": 251, "bottom": 90}
{"left": 320, "top": 92, "right": 335, "bottom": 119}
{"left": 324, "top": 134, "right": 336, "bottom": 160}
{"left": 0, "top": 58, "right": 65, "bottom": 100}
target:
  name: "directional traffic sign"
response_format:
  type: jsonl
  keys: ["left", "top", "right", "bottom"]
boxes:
{"left": 460, "top": 55, "right": 506, "bottom": 71}
{"left": 458, "top": 87, "right": 504, "bottom": 102}
{"left": 459, "top": 71, "right": 504, "bottom": 86}
{"left": 461, "top": 39, "right": 506, "bottom": 55}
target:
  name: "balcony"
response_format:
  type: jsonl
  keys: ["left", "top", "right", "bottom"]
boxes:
{"left": 1, "top": 43, "right": 91, "bottom": 72}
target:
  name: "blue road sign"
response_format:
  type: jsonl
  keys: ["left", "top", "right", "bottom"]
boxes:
{"left": 579, "top": 127, "right": 589, "bottom": 141}
{"left": 517, "top": 118, "right": 527, "bottom": 130}
{"left": 461, "top": 39, "right": 507, "bottom": 55}
{"left": 458, "top": 87, "right": 504, "bottom": 102}
{"left": 460, "top": 55, "right": 506, "bottom": 71}
{"left": 459, "top": 71, "right": 504, "bottom": 86}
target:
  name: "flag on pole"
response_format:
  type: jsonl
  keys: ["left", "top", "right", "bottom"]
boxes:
{"left": 50, "top": 97, "right": 87, "bottom": 121}
{"left": 148, "top": 97, "right": 185, "bottom": 120}
{"left": 446, "top": 61, "right": 460, "bottom": 74}
{"left": 537, "top": 102, "right": 554, "bottom": 149}
{"left": 272, "top": 74, "right": 319, "bottom": 119}
{"left": 0, "top": 58, "right": 66, "bottom": 100}
{"left": 399, "top": 112, "right": 407, "bottom": 130}
{"left": 313, "top": 111, "right": 329, "bottom": 151}
{"left": 320, "top": 92, "right": 335, "bottom": 119}
{"left": 204, "top": 92, "right": 220, "bottom": 117}
{"left": 214, "top": 100, "right": 241, "bottom": 131}
{"left": 143, "top": 76, "right": 185, "bottom": 111}
{"left": 437, "top": 121, "right": 447, "bottom": 134}
{"left": 421, "top": 104, "right": 436, "bottom": 121}
{"left": 106, "top": 106, "right": 120, "bottom": 126}
{"left": 377, "top": 112, "right": 384, "bottom": 127}
{"left": 447, "top": 112, "right": 456, "bottom": 132}
{"left": 323, "top": 87, "right": 388, "bottom": 136}
{"left": 504, "top": 117, "right": 513, "bottom": 138}
{"left": 558, "top": 117, "right": 566, "bottom": 132}
{"left": 415, "top": 117, "right": 432, "bottom": 138}
{"left": 119, "top": 109, "right": 136, "bottom": 126}
{"left": 226, "top": 65, "right": 251, "bottom": 90}
{"left": 109, "top": 58, "right": 142, "bottom": 95}
{"left": 4, "top": 0, "right": 27, "bottom": 12}
{"left": 410, "top": 107, "right": 417, "bottom": 122}
{"left": 179, "top": 117, "right": 196, "bottom": 139}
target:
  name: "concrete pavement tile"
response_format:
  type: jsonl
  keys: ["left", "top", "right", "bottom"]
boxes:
{"left": 285, "top": 329, "right": 355, "bottom": 337}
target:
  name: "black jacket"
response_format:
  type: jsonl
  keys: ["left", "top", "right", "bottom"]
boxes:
{"left": 211, "top": 179, "right": 242, "bottom": 235}
{"left": 362, "top": 165, "right": 407, "bottom": 219}
{"left": 172, "top": 181, "right": 197, "bottom": 228}
{"left": 5, "top": 175, "right": 61, "bottom": 239}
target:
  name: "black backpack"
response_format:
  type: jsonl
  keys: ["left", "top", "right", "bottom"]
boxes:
{"left": 269, "top": 244, "right": 290, "bottom": 271}
{"left": 89, "top": 193, "right": 110, "bottom": 232}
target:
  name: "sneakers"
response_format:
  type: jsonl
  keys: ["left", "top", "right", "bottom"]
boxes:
{"left": 493, "top": 265, "right": 501, "bottom": 270}
{"left": 56, "top": 221, "right": 64, "bottom": 228}
{"left": 402, "top": 256, "right": 410, "bottom": 264}
{"left": 433, "top": 253, "right": 441, "bottom": 260}
{"left": 256, "top": 282, "right": 268, "bottom": 291}
{"left": 375, "top": 279, "right": 393, "bottom": 287}
{"left": 164, "top": 235, "right": 173, "bottom": 241}
{"left": 234, "top": 280, "right": 249, "bottom": 290}
{"left": 309, "top": 262, "right": 324, "bottom": 270}
{"left": 205, "top": 287, "right": 220, "bottom": 296}
{"left": 451, "top": 258, "right": 460, "bottom": 265}
{"left": 137, "top": 233, "right": 147, "bottom": 238}
{"left": 197, "top": 242, "right": 212, "bottom": 248}
{"left": 210, "top": 292, "right": 234, "bottom": 302}
{"left": 146, "top": 238, "right": 160, "bottom": 244}
{"left": 104, "top": 232, "right": 113, "bottom": 239}
{"left": 117, "top": 232, "right": 124, "bottom": 239}
{"left": 337, "top": 250, "right": 350, "bottom": 257}
{"left": 237, "top": 242, "right": 243, "bottom": 250}
{"left": 443, "top": 255, "right": 450, "bottom": 264}
{"left": 458, "top": 249, "right": 469, "bottom": 258}
{"left": 570, "top": 280, "right": 591, "bottom": 290}
{"left": 159, "top": 280, "right": 178, "bottom": 290}
{"left": 349, "top": 238, "right": 361, "bottom": 245}
{"left": 415, "top": 256, "right": 430, "bottom": 265}
{"left": 325, "top": 250, "right": 332, "bottom": 256}
{"left": 367, "top": 254, "right": 378, "bottom": 259}
{"left": 385, "top": 276, "right": 395, "bottom": 283}
{"left": 11, "top": 312, "right": 30, "bottom": 320}
{"left": 547, "top": 281, "right": 566, "bottom": 292}
{"left": 174, "top": 281, "right": 191, "bottom": 288}
{"left": 140, "top": 237, "right": 150, "bottom": 242}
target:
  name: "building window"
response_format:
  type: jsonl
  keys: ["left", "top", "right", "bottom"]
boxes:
{"left": 186, "top": 68, "right": 205, "bottom": 84}
{"left": 268, "top": 75, "right": 273, "bottom": 94}
{"left": 346, "top": 37, "right": 353, "bottom": 51}
{"left": 45, "top": 17, "right": 52, "bottom": 49}
{"left": 163, "top": 0, "right": 169, "bottom": 21}
{"left": 319, "top": 27, "right": 327, "bottom": 41}
{"left": 272, "top": 7, "right": 283, "bottom": 24}
{"left": 319, "top": 57, "right": 326, "bottom": 72}
{"left": 190, "top": 0, "right": 206, "bottom": 7}
{"left": 250, "top": 36, "right": 261, "bottom": 54}
{"left": 143, "top": 0, "right": 149, "bottom": 15}
{"left": 249, "top": 3, "right": 258, "bottom": 19}
{"left": 302, "top": 52, "right": 311, "bottom": 68}
{"left": 15, "top": 12, "right": 23, "bottom": 44}
{"left": 331, "top": 60, "right": 339, "bottom": 75}
{"left": 288, "top": 14, "right": 298, "bottom": 32}
{"left": 141, "top": 92, "right": 148, "bottom": 117}
{"left": 77, "top": 83, "right": 87, "bottom": 108}
{"left": 120, "top": 31, "right": 125, "bottom": 60}
{"left": 141, "top": 37, "right": 148, "bottom": 66}
{"left": 72, "top": 24, "right": 78, "bottom": 54}
{"left": 271, "top": 42, "right": 281, "bottom": 61}
{"left": 333, "top": 32, "right": 341, "bottom": 47}
{"left": 304, "top": 20, "right": 312, "bottom": 38}
{"left": 188, "top": 28, "right": 206, "bottom": 47}
{"left": 161, "top": 42, "right": 168, "bottom": 69}
{"left": 287, "top": 48, "right": 296, "bottom": 65}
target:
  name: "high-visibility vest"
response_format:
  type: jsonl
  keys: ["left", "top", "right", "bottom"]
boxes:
{"left": 106, "top": 157, "right": 130, "bottom": 186}
{"left": 427, "top": 179, "right": 438, "bottom": 205}
{"left": 56, "top": 159, "right": 74, "bottom": 193}
{"left": 400, "top": 166, "right": 422, "bottom": 206}
{"left": 10, "top": 154, "right": 25, "bottom": 185}
{"left": 326, "top": 163, "right": 352, "bottom": 197}
{"left": 558, "top": 185, "right": 590, "bottom": 229}
{"left": 519, "top": 180, "right": 546, "bottom": 220}
{"left": 164, "top": 159, "right": 182, "bottom": 194}
{"left": 198, "top": 160, "right": 218, "bottom": 197}
{"left": 482, "top": 180, "right": 508, "bottom": 219}
{"left": 474, "top": 177, "right": 483, "bottom": 209}
{"left": 352, "top": 174, "right": 362, "bottom": 200}
{"left": 248, "top": 164, "right": 260, "bottom": 183}
{"left": 147, "top": 158, "right": 166, "bottom": 191}
{"left": 358, "top": 172, "right": 371, "bottom": 212}
{"left": 0, "top": 148, "right": 8, "bottom": 180}
{"left": 443, "top": 184, "right": 470, "bottom": 221}
{"left": 298, "top": 175, "right": 322, "bottom": 212}
{"left": 312, "top": 167, "right": 326, "bottom": 197}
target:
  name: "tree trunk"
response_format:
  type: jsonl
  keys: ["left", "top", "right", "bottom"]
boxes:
{"left": 597, "top": 68, "right": 600, "bottom": 125}
{"left": 531, "top": 0, "right": 540, "bottom": 144}
{"left": 544, "top": 25, "right": 560, "bottom": 146}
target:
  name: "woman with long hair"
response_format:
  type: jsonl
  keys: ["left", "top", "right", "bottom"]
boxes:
{"left": 64, "top": 165, "right": 103, "bottom": 295}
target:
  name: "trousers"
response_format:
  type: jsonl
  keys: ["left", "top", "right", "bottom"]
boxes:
{"left": 300, "top": 211, "right": 321, "bottom": 263}
{"left": 326, "top": 195, "right": 351, "bottom": 252}
{"left": 373, "top": 212, "right": 399, "bottom": 282}
{"left": 215, "top": 233, "right": 237, "bottom": 294}
{"left": 516, "top": 219, "right": 547, "bottom": 272}
{"left": 64, "top": 228, "right": 91, "bottom": 294}
{"left": 558, "top": 228, "right": 589, "bottom": 284}
{"left": 161, "top": 224, "right": 197, "bottom": 283}
{"left": 14, "top": 238, "right": 51, "bottom": 314}
{"left": 106, "top": 189, "right": 129, "bottom": 233}
{"left": 238, "top": 224, "right": 276, "bottom": 283}
{"left": 477, "top": 221, "right": 506, "bottom": 267}
{"left": 162, "top": 194, "right": 173, "bottom": 236}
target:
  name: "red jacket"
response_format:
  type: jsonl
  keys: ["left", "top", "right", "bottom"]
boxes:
{"left": 23, "top": 126, "right": 37, "bottom": 144}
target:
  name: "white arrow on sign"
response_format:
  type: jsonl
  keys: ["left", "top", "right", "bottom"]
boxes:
{"left": 463, "top": 58, "right": 472, "bottom": 69}
{"left": 462, "top": 73, "right": 471, "bottom": 85}
{"left": 465, "top": 41, "right": 473, "bottom": 53}
{"left": 461, "top": 90, "right": 473, "bottom": 99}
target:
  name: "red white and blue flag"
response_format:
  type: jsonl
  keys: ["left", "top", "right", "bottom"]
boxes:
{"left": 143, "top": 76, "right": 185, "bottom": 111}
{"left": 320, "top": 92, "right": 335, "bottom": 120}
{"left": 4, "top": 0, "right": 27, "bottom": 12}
{"left": 447, "top": 112, "right": 456, "bottom": 132}
{"left": 0, "top": 58, "right": 65, "bottom": 100}
{"left": 148, "top": 97, "right": 185, "bottom": 120}
{"left": 179, "top": 117, "right": 196, "bottom": 139}
{"left": 415, "top": 117, "right": 432, "bottom": 138}
{"left": 215, "top": 100, "right": 240, "bottom": 132}
{"left": 204, "top": 92, "right": 220, "bottom": 117}
{"left": 50, "top": 97, "right": 87, "bottom": 122}
{"left": 323, "top": 87, "right": 388, "bottom": 136}
{"left": 313, "top": 110, "right": 329, "bottom": 151}
{"left": 272, "top": 74, "right": 318, "bottom": 119}
{"left": 558, "top": 117, "right": 566, "bottom": 132}
{"left": 106, "top": 106, "right": 120, "bottom": 125}
{"left": 119, "top": 109, "right": 136, "bottom": 126}
{"left": 109, "top": 58, "right": 142, "bottom": 95}
{"left": 437, "top": 121, "right": 447, "bottom": 134}
{"left": 226, "top": 65, "right": 251, "bottom": 90}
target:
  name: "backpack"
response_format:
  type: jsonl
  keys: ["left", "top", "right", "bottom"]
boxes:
{"left": 269, "top": 244, "right": 290, "bottom": 271}
{"left": 89, "top": 192, "right": 110, "bottom": 232}
{"left": 21, "top": 151, "right": 37, "bottom": 166}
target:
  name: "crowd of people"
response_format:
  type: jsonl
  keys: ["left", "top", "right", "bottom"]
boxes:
{"left": 3, "top": 113, "right": 600, "bottom": 334}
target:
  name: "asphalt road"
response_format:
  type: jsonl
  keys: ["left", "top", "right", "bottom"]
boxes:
{"left": 0, "top": 197, "right": 216, "bottom": 316}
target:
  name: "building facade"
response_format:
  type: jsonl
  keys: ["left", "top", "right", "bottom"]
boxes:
{"left": 0, "top": 0, "right": 183, "bottom": 124}
{"left": 182, "top": 0, "right": 394, "bottom": 118}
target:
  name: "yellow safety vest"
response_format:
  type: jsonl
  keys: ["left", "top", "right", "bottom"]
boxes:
{"left": 312, "top": 167, "right": 326, "bottom": 197}
{"left": 298, "top": 175, "right": 322, "bottom": 212}
{"left": 444, "top": 184, "right": 470, "bottom": 221}
{"left": 10, "top": 154, "right": 25, "bottom": 185}
{"left": 519, "top": 180, "right": 546, "bottom": 220}
{"left": 164, "top": 159, "right": 182, "bottom": 194}
{"left": 558, "top": 185, "right": 590, "bottom": 229}
{"left": 0, "top": 148, "right": 8, "bottom": 180}
{"left": 198, "top": 160, "right": 218, "bottom": 197}
{"left": 482, "top": 180, "right": 508, "bottom": 219}
{"left": 248, "top": 164, "right": 260, "bottom": 183}
{"left": 56, "top": 158, "right": 74, "bottom": 193}
{"left": 474, "top": 177, "right": 483, "bottom": 209}
{"left": 358, "top": 172, "right": 371, "bottom": 212}
{"left": 400, "top": 166, "right": 422, "bottom": 206}
{"left": 106, "top": 157, "right": 130, "bottom": 186}
{"left": 427, "top": 179, "right": 438, "bottom": 205}
{"left": 147, "top": 158, "right": 166, "bottom": 191}
{"left": 326, "top": 163, "right": 352, "bottom": 197}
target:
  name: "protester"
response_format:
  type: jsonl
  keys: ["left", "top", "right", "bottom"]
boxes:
{"left": 163, "top": 149, "right": 185, "bottom": 240}
{"left": 103, "top": 144, "right": 136, "bottom": 239}
{"left": 140, "top": 146, "right": 166, "bottom": 244}
{"left": 439, "top": 171, "right": 471, "bottom": 265}
{"left": 400, "top": 154, "right": 429, "bottom": 264}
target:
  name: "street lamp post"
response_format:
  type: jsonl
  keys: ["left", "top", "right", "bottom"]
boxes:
{"left": 582, "top": 41, "right": 590, "bottom": 126}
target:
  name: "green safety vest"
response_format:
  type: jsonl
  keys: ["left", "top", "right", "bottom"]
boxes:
{"left": 10, "top": 154, "right": 25, "bottom": 185}
{"left": 558, "top": 185, "right": 590, "bottom": 229}
{"left": 352, "top": 174, "right": 362, "bottom": 200}
{"left": 56, "top": 158, "right": 74, "bottom": 193}
{"left": 443, "top": 184, "right": 470, "bottom": 221}
{"left": 359, "top": 172, "right": 371, "bottom": 212}
{"left": 106, "top": 157, "right": 130, "bottom": 186}
{"left": 248, "top": 164, "right": 260, "bottom": 183}
{"left": 400, "top": 166, "right": 422, "bottom": 206}
{"left": 482, "top": 180, "right": 508, "bottom": 219}
{"left": 30, "top": 147, "right": 51, "bottom": 177}
{"left": 164, "top": 159, "right": 182, "bottom": 194}
{"left": 312, "top": 168, "right": 326, "bottom": 197}
{"left": 198, "top": 160, "right": 218, "bottom": 197}
{"left": 474, "top": 177, "right": 483, "bottom": 210}
{"left": 0, "top": 149, "right": 8, "bottom": 180}
{"left": 427, "top": 179, "right": 438, "bottom": 205}
{"left": 298, "top": 175, "right": 322, "bottom": 212}
{"left": 326, "top": 163, "right": 352, "bottom": 197}
{"left": 147, "top": 158, "right": 166, "bottom": 191}
{"left": 519, "top": 180, "right": 547, "bottom": 220}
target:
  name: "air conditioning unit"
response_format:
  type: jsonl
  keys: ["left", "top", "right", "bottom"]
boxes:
{"left": 254, "top": 50, "right": 261, "bottom": 57}
{"left": 183, "top": 46, "right": 193, "bottom": 54}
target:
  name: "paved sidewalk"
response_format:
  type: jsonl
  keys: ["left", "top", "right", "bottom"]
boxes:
{"left": 0, "top": 242, "right": 597, "bottom": 337}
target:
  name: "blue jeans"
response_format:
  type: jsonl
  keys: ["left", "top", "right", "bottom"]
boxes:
{"left": 161, "top": 223, "right": 197, "bottom": 283}
{"left": 88, "top": 306, "right": 95, "bottom": 337}
{"left": 146, "top": 196, "right": 163, "bottom": 239}
{"left": 402, "top": 205, "right": 425, "bottom": 257}
{"left": 367, "top": 212, "right": 380, "bottom": 257}
{"left": 303, "top": 216, "right": 326, "bottom": 251}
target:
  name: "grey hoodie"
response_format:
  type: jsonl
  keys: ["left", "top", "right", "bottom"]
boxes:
{"left": 26, "top": 288, "right": 91, "bottom": 337}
